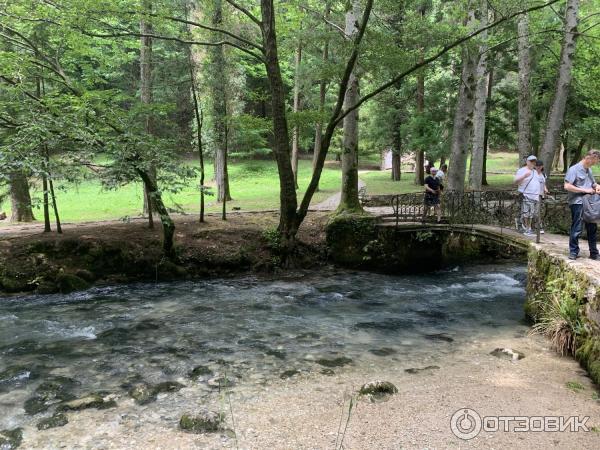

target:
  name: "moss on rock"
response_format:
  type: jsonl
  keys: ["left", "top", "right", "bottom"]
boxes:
{"left": 179, "top": 411, "right": 224, "bottom": 433}
{"left": 56, "top": 273, "right": 90, "bottom": 294}
{"left": 0, "top": 428, "right": 23, "bottom": 449}
{"left": 36, "top": 413, "right": 68, "bottom": 430}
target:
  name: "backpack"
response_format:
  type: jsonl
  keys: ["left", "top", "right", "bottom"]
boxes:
{"left": 583, "top": 194, "right": 600, "bottom": 223}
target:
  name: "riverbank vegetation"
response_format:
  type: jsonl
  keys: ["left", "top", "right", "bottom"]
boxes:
{"left": 1, "top": 0, "right": 600, "bottom": 256}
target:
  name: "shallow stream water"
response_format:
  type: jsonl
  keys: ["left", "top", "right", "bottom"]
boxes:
{"left": 0, "top": 263, "right": 527, "bottom": 433}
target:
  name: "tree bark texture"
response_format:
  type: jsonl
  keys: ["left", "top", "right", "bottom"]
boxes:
{"left": 9, "top": 171, "right": 35, "bottom": 222}
{"left": 481, "top": 68, "right": 494, "bottom": 186}
{"left": 260, "top": 0, "right": 299, "bottom": 253}
{"left": 211, "top": 0, "right": 232, "bottom": 202}
{"left": 338, "top": 0, "right": 362, "bottom": 213}
{"left": 291, "top": 41, "right": 302, "bottom": 188}
{"left": 447, "top": 7, "right": 478, "bottom": 193}
{"left": 414, "top": 60, "right": 425, "bottom": 186}
{"left": 517, "top": 13, "right": 532, "bottom": 165}
{"left": 468, "top": 0, "right": 489, "bottom": 191}
{"left": 539, "top": 0, "right": 580, "bottom": 174}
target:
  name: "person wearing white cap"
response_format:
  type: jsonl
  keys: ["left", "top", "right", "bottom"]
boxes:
{"left": 423, "top": 167, "right": 443, "bottom": 223}
{"left": 514, "top": 155, "right": 541, "bottom": 236}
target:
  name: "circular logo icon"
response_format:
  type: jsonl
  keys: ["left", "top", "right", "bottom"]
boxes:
{"left": 451, "top": 408, "right": 482, "bottom": 440}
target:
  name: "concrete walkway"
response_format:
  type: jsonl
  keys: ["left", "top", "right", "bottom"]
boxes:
{"left": 312, "top": 179, "right": 366, "bottom": 211}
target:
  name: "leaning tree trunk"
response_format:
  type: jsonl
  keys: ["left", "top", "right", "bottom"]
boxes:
{"left": 211, "top": 0, "right": 232, "bottom": 202}
{"left": 9, "top": 172, "right": 35, "bottom": 222}
{"left": 539, "top": 0, "right": 580, "bottom": 174}
{"left": 517, "top": 13, "right": 532, "bottom": 165}
{"left": 570, "top": 138, "right": 586, "bottom": 166}
{"left": 140, "top": 0, "right": 155, "bottom": 228}
{"left": 260, "top": 0, "right": 299, "bottom": 255}
{"left": 137, "top": 168, "right": 175, "bottom": 257}
{"left": 291, "top": 41, "right": 302, "bottom": 189}
{"left": 312, "top": 2, "right": 330, "bottom": 193}
{"left": 468, "top": 0, "right": 489, "bottom": 191}
{"left": 447, "top": 7, "right": 478, "bottom": 193}
{"left": 338, "top": 0, "right": 362, "bottom": 213}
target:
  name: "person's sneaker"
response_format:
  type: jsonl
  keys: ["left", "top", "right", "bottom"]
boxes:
{"left": 568, "top": 254, "right": 577, "bottom": 260}
{"left": 590, "top": 254, "right": 599, "bottom": 261}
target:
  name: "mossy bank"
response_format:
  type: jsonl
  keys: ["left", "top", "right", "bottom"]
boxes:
{"left": 526, "top": 248, "right": 600, "bottom": 385}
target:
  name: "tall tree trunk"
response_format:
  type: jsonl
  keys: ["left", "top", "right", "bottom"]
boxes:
{"left": 481, "top": 68, "right": 494, "bottom": 186}
{"left": 539, "top": 0, "right": 580, "bottom": 174}
{"left": 447, "top": 6, "right": 478, "bottom": 193}
{"left": 468, "top": 0, "right": 489, "bottom": 191}
{"left": 312, "top": 2, "right": 330, "bottom": 193}
{"left": 188, "top": 47, "right": 206, "bottom": 223}
{"left": 291, "top": 41, "right": 302, "bottom": 189}
{"left": 391, "top": 115, "right": 402, "bottom": 181}
{"left": 260, "top": 0, "right": 299, "bottom": 254}
{"left": 211, "top": 0, "right": 232, "bottom": 202}
{"left": 517, "top": 13, "right": 532, "bottom": 165}
{"left": 414, "top": 58, "right": 425, "bottom": 185}
{"left": 9, "top": 172, "right": 35, "bottom": 222}
{"left": 140, "top": 0, "right": 155, "bottom": 228}
{"left": 338, "top": 0, "right": 362, "bottom": 213}
{"left": 42, "top": 172, "right": 51, "bottom": 232}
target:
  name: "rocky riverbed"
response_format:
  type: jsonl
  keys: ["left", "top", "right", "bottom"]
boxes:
{"left": 1, "top": 264, "right": 599, "bottom": 448}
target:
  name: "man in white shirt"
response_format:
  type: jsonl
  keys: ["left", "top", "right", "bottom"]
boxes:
{"left": 436, "top": 164, "right": 447, "bottom": 182}
{"left": 514, "top": 155, "right": 541, "bottom": 236}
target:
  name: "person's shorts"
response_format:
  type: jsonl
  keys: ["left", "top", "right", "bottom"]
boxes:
{"left": 521, "top": 198, "right": 539, "bottom": 218}
{"left": 424, "top": 194, "right": 440, "bottom": 206}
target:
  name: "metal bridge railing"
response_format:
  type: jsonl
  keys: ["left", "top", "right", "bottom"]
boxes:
{"left": 388, "top": 190, "right": 571, "bottom": 241}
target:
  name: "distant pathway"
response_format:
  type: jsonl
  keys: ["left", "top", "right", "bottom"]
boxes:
{"left": 312, "top": 179, "right": 366, "bottom": 211}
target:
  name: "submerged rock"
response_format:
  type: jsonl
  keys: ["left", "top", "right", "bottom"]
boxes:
{"left": 359, "top": 380, "right": 398, "bottom": 400}
{"left": 128, "top": 381, "right": 184, "bottom": 405}
{"left": 279, "top": 369, "right": 300, "bottom": 380}
{"left": 36, "top": 413, "right": 68, "bottom": 430}
{"left": 369, "top": 347, "right": 397, "bottom": 356}
{"left": 0, "top": 366, "right": 38, "bottom": 392}
{"left": 316, "top": 356, "right": 353, "bottom": 368}
{"left": 405, "top": 365, "right": 440, "bottom": 374}
{"left": 490, "top": 348, "right": 525, "bottom": 361}
{"left": 179, "top": 411, "right": 224, "bottom": 433}
{"left": 56, "top": 273, "right": 90, "bottom": 294}
{"left": 320, "top": 368, "right": 335, "bottom": 376}
{"left": 188, "top": 365, "right": 213, "bottom": 380}
{"left": 24, "top": 377, "right": 79, "bottom": 415}
{"left": 128, "top": 383, "right": 156, "bottom": 405}
{"left": 424, "top": 333, "right": 454, "bottom": 343}
{"left": 57, "top": 393, "right": 116, "bottom": 411}
{"left": 264, "top": 348, "right": 287, "bottom": 360}
{"left": 207, "top": 376, "right": 235, "bottom": 389}
{"left": 153, "top": 381, "right": 184, "bottom": 394}
{"left": 0, "top": 428, "right": 22, "bottom": 449}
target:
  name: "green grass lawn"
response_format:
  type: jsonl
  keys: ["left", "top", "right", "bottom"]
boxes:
{"left": 0, "top": 153, "right": 535, "bottom": 224}
{"left": 0, "top": 160, "right": 342, "bottom": 224}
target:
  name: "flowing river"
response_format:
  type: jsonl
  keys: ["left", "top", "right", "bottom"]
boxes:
{"left": 5, "top": 262, "right": 594, "bottom": 449}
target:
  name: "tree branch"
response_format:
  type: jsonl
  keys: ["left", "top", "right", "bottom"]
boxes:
{"left": 334, "top": 0, "right": 563, "bottom": 127}
{"left": 224, "top": 0, "right": 262, "bottom": 26}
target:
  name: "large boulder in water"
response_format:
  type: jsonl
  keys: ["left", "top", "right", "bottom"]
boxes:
{"left": 490, "top": 348, "right": 525, "bottom": 361}
{"left": 24, "top": 376, "right": 79, "bottom": 415}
